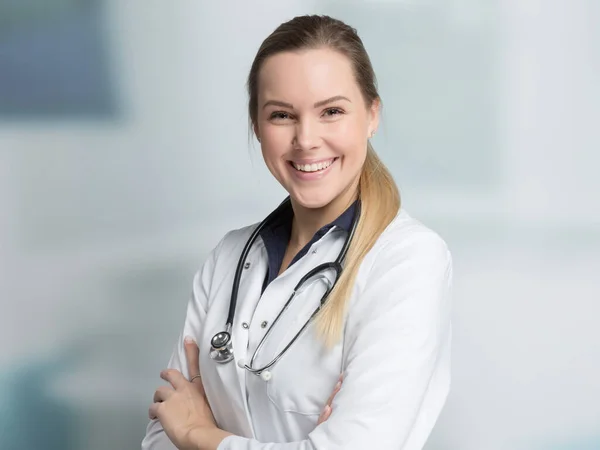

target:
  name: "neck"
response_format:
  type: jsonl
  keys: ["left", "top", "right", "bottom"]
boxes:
{"left": 289, "top": 180, "right": 359, "bottom": 249}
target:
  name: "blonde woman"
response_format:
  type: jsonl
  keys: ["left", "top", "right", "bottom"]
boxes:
{"left": 142, "top": 14, "right": 452, "bottom": 450}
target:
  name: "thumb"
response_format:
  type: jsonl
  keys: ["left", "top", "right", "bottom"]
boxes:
{"left": 184, "top": 336, "right": 206, "bottom": 396}
{"left": 184, "top": 335, "right": 201, "bottom": 378}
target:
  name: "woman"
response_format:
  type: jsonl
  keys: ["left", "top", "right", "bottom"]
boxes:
{"left": 142, "top": 14, "right": 452, "bottom": 450}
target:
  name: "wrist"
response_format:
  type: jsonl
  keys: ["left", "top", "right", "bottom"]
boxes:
{"left": 192, "top": 426, "right": 233, "bottom": 450}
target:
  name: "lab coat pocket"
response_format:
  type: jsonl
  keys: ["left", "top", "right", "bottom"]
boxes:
{"left": 265, "top": 323, "right": 343, "bottom": 416}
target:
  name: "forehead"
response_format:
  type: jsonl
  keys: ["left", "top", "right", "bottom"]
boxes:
{"left": 258, "top": 48, "right": 360, "bottom": 103}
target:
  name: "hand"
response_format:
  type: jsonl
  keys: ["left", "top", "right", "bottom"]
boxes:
{"left": 149, "top": 336, "right": 221, "bottom": 450}
{"left": 317, "top": 374, "right": 343, "bottom": 425}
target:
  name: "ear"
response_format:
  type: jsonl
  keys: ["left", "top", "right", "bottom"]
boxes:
{"left": 253, "top": 123, "right": 261, "bottom": 142}
{"left": 368, "top": 98, "right": 381, "bottom": 137}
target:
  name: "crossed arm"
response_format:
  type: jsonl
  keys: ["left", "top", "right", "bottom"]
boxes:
{"left": 148, "top": 338, "right": 343, "bottom": 450}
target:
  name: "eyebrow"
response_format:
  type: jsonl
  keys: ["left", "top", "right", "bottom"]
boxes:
{"left": 262, "top": 95, "right": 351, "bottom": 110}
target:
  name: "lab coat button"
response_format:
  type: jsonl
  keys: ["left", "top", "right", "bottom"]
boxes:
{"left": 242, "top": 322, "right": 249, "bottom": 329}
{"left": 260, "top": 321, "right": 268, "bottom": 328}
{"left": 244, "top": 262, "right": 251, "bottom": 269}
{"left": 260, "top": 370, "right": 272, "bottom": 382}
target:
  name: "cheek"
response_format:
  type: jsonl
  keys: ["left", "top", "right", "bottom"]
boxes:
{"left": 261, "top": 123, "right": 289, "bottom": 151}
{"left": 260, "top": 145, "right": 278, "bottom": 170}
{"left": 261, "top": 128, "right": 293, "bottom": 163}
{"left": 260, "top": 141, "right": 288, "bottom": 180}
{"left": 330, "top": 124, "right": 367, "bottom": 162}
{"left": 330, "top": 115, "right": 367, "bottom": 143}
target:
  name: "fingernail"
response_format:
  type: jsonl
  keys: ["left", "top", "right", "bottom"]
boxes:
{"left": 184, "top": 335, "right": 196, "bottom": 344}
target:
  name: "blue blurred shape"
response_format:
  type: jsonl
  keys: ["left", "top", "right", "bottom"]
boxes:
{"left": 0, "top": 354, "right": 79, "bottom": 450}
{"left": 0, "top": 0, "right": 117, "bottom": 118}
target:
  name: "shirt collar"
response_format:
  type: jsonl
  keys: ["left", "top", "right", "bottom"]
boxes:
{"left": 258, "top": 198, "right": 358, "bottom": 292}
{"left": 262, "top": 198, "right": 357, "bottom": 239}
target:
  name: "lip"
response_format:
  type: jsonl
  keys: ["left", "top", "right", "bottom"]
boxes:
{"left": 289, "top": 157, "right": 337, "bottom": 165}
{"left": 287, "top": 157, "right": 338, "bottom": 181}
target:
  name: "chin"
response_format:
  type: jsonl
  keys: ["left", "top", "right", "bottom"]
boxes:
{"left": 287, "top": 189, "right": 338, "bottom": 211}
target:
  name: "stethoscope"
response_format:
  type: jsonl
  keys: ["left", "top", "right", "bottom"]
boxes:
{"left": 209, "top": 196, "right": 360, "bottom": 382}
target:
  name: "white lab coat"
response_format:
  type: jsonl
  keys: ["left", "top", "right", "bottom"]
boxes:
{"left": 142, "top": 208, "right": 452, "bottom": 450}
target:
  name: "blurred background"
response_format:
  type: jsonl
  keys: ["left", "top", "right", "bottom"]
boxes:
{"left": 0, "top": 0, "right": 598, "bottom": 449}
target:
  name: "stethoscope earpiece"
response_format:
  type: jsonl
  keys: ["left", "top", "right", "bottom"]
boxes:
{"left": 235, "top": 358, "right": 270, "bottom": 382}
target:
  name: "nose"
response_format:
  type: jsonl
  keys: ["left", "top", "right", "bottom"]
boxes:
{"left": 293, "top": 119, "right": 320, "bottom": 151}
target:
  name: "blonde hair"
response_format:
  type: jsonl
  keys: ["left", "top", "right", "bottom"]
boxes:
{"left": 247, "top": 15, "right": 400, "bottom": 347}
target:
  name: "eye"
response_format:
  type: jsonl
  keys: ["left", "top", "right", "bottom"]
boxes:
{"left": 269, "top": 111, "right": 292, "bottom": 121}
{"left": 323, "top": 108, "right": 344, "bottom": 117}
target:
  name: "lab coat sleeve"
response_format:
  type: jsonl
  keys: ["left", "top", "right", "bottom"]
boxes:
{"left": 216, "top": 230, "right": 452, "bottom": 450}
{"left": 141, "top": 234, "right": 228, "bottom": 450}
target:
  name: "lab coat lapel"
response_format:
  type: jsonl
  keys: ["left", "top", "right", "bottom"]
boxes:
{"left": 230, "top": 245, "right": 266, "bottom": 435}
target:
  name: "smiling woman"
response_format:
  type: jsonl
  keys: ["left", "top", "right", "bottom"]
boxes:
{"left": 142, "top": 14, "right": 452, "bottom": 450}
{"left": 256, "top": 48, "right": 377, "bottom": 213}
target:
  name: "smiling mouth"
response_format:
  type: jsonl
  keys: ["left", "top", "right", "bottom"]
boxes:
{"left": 290, "top": 158, "right": 338, "bottom": 173}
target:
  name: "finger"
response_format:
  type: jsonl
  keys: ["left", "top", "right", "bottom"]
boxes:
{"left": 160, "top": 368, "right": 187, "bottom": 390}
{"left": 326, "top": 379, "right": 343, "bottom": 407}
{"left": 184, "top": 335, "right": 200, "bottom": 379}
{"left": 148, "top": 402, "right": 162, "bottom": 420}
{"left": 317, "top": 405, "right": 331, "bottom": 425}
{"left": 184, "top": 336, "right": 207, "bottom": 397}
{"left": 153, "top": 385, "right": 173, "bottom": 403}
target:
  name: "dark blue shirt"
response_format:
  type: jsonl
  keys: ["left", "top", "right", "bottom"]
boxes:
{"left": 258, "top": 200, "right": 357, "bottom": 292}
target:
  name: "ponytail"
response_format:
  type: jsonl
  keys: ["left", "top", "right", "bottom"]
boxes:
{"left": 315, "top": 144, "right": 400, "bottom": 347}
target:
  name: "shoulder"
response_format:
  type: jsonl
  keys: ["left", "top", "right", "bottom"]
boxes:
{"left": 219, "top": 222, "right": 260, "bottom": 249}
{"left": 346, "top": 208, "right": 453, "bottom": 326}
{"left": 205, "top": 221, "right": 261, "bottom": 266}
{"left": 374, "top": 208, "right": 450, "bottom": 259}
{"left": 192, "top": 221, "right": 259, "bottom": 276}
{"left": 191, "top": 221, "right": 261, "bottom": 298}
{"left": 358, "top": 208, "right": 452, "bottom": 284}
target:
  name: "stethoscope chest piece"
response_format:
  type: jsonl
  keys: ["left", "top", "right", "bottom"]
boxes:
{"left": 210, "top": 330, "right": 234, "bottom": 364}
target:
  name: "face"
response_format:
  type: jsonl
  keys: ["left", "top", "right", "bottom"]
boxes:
{"left": 254, "top": 48, "right": 379, "bottom": 211}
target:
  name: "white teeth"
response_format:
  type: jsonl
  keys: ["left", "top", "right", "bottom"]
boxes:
{"left": 293, "top": 159, "right": 334, "bottom": 172}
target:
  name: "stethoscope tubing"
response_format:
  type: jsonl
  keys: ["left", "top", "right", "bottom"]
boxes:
{"left": 213, "top": 197, "right": 361, "bottom": 376}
